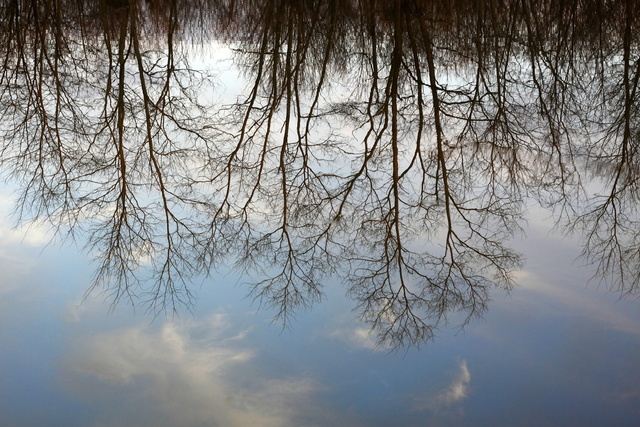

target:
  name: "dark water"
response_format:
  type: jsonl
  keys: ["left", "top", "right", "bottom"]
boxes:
{"left": 0, "top": 1, "right": 639, "bottom": 425}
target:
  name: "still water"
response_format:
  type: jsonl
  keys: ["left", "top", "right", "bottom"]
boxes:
{"left": 1, "top": 0, "right": 639, "bottom": 425}
{"left": 1, "top": 190, "right": 638, "bottom": 426}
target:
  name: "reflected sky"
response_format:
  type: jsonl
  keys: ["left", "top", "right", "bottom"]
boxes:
{"left": 1, "top": 189, "right": 639, "bottom": 426}
{"left": 1, "top": 1, "right": 640, "bottom": 425}
{"left": 2, "top": 0, "right": 640, "bottom": 347}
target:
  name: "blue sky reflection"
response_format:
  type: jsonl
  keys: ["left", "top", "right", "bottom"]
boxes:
{"left": 0, "top": 192, "right": 639, "bottom": 426}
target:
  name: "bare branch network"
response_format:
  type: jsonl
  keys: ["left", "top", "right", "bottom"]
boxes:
{"left": 1, "top": 0, "right": 638, "bottom": 347}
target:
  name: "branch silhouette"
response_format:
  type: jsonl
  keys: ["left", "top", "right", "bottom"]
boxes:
{"left": 1, "top": 0, "right": 638, "bottom": 347}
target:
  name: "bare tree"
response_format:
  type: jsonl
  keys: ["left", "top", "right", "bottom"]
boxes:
{"left": 0, "top": 0, "right": 223, "bottom": 311}
{"left": 1, "top": 0, "right": 638, "bottom": 347}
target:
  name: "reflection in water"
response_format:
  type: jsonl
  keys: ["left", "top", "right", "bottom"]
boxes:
{"left": 0, "top": 0, "right": 638, "bottom": 347}
{"left": 65, "top": 316, "right": 326, "bottom": 426}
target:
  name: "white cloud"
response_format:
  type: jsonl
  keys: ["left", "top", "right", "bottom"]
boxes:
{"left": 512, "top": 269, "right": 640, "bottom": 338}
{"left": 64, "top": 315, "right": 325, "bottom": 427}
{"left": 414, "top": 360, "right": 471, "bottom": 412}
{"left": 0, "top": 206, "right": 53, "bottom": 314}
{"left": 442, "top": 360, "right": 471, "bottom": 404}
{"left": 59, "top": 299, "right": 90, "bottom": 324}
{"left": 0, "top": 195, "right": 53, "bottom": 251}
{"left": 328, "top": 326, "right": 389, "bottom": 352}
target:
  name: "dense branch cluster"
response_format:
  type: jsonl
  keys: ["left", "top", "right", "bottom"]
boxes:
{"left": 0, "top": 0, "right": 638, "bottom": 347}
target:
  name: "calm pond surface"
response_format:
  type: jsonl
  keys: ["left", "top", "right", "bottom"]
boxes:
{"left": 0, "top": 1, "right": 639, "bottom": 425}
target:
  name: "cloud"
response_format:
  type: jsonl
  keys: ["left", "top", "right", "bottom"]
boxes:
{"left": 59, "top": 299, "right": 90, "bottom": 324}
{"left": 0, "top": 195, "right": 53, "bottom": 250}
{"left": 414, "top": 360, "right": 471, "bottom": 412}
{"left": 512, "top": 270, "right": 640, "bottom": 338}
{"left": 441, "top": 360, "right": 471, "bottom": 405}
{"left": 328, "top": 326, "right": 390, "bottom": 352}
{"left": 0, "top": 202, "right": 55, "bottom": 315}
{"left": 64, "top": 315, "right": 325, "bottom": 427}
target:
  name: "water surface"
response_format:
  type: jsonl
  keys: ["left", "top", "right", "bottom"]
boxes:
{"left": 1, "top": 1, "right": 639, "bottom": 425}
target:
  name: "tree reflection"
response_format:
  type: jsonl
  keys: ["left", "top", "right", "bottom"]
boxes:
{"left": 0, "top": 0, "right": 638, "bottom": 347}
